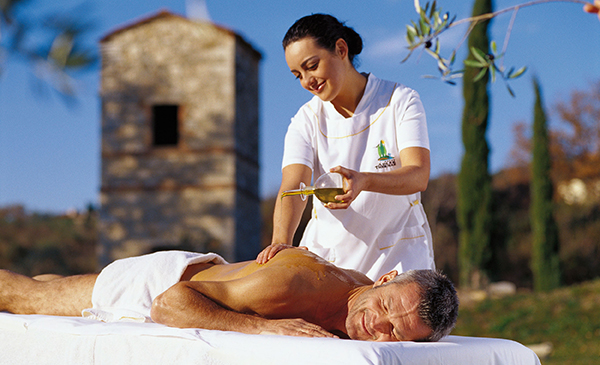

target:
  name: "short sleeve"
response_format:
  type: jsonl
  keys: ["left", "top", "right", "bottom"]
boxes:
{"left": 281, "top": 104, "right": 317, "bottom": 170}
{"left": 395, "top": 89, "right": 430, "bottom": 152}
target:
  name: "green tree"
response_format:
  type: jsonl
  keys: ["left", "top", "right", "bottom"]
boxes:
{"left": 0, "top": 0, "right": 96, "bottom": 97}
{"left": 457, "top": 0, "right": 493, "bottom": 289}
{"left": 530, "top": 77, "right": 561, "bottom": 291}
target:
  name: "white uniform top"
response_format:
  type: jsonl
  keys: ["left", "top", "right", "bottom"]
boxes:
{"left": 282, "top": 74, "right": 435, "bottom": 280}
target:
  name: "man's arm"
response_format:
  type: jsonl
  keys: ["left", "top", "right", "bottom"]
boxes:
{"left": 150, "top": 280, "right": 336, "bottom": 338}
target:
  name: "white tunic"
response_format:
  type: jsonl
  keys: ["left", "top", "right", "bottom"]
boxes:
{"left": 282, "top": 74, "right": 435, "bottom": 280}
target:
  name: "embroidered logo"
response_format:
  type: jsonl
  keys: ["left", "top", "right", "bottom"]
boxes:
{"left": 376, "top": 140, "right": 393, "bottom": 160}
{"left": 375, "top": 140, "right": 396, "bottom": 170}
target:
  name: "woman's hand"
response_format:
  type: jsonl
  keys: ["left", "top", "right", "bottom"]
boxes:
{"left": 325, "top": 166, "right": 365, "bottom": 210}
{"left": 325, "top": 148, "right": 430, "bottom": 210}
{"left": 256, "top": 243, "right": 308, "bottom": 264}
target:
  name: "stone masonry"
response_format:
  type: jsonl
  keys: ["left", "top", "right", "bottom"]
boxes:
{"left": 98, "top": 11, "right": 261, "bottom": 266}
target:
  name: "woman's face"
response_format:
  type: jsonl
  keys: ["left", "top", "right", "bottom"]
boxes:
{"left": 284, "top": 37, "right": 348, "bottom": 102}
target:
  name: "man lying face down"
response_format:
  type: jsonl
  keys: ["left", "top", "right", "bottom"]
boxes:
{"left": 0, "top": 247, "right": 458, "bottom": 342}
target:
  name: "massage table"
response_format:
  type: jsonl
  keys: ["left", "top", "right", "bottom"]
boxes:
{"left": 0, "top": 312, "right": 540, "bottom": 364}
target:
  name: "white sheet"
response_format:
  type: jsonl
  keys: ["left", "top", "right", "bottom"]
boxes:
{"left": 0, "top": 313, "right": 540, "bottom": 365}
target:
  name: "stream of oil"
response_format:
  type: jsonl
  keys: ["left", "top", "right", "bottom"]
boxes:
{"left": 275, "top": 188, "right": 344, "bottom": 245}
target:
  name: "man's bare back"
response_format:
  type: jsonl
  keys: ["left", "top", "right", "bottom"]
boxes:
{"left": 155, "top": 249, "right": 372, "bottom": 338}
{"left": 185, "top": 248, "right": 371, "bottom": 284}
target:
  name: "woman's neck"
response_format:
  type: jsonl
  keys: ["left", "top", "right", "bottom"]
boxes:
{"left": 331, "top": 70, "right": 368, "bottom": 118}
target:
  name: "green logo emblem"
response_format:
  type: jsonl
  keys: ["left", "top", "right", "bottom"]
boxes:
{"left": 376, "top": 140, "right": 394, "bottom": 161}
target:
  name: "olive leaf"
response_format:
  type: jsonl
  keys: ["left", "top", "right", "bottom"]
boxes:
{"left": 402, "top": 0, "right": 549, "bottom": 96}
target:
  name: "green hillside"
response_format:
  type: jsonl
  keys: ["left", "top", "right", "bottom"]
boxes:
{"left": 454, "top": 279, "right": 600, "bottom": 364}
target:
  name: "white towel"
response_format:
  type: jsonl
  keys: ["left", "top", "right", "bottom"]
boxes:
{"left": 82, "top": 251, "right": 228, "bottom": 323}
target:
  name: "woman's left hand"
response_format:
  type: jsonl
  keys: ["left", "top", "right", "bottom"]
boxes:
{"left": 325, "top": 166, "right": 364, "bottom": 209}
{"left": 256, "top": 243, "right": 308, "bottom": 264}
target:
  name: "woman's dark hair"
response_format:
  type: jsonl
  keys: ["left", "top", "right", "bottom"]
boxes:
{"left": 282, "top": 14, "right": 363, "bottom": 67}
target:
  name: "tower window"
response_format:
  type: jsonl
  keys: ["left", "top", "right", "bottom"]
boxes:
{"left": 152, "top": 104, "right": 179, "bottom": 146}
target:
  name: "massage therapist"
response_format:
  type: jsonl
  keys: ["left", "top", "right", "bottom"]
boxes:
{"left": 257, "top": 14, "right": 435, "bottom": 280}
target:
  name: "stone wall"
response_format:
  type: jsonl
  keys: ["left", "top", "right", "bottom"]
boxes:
{"left": 99, "top": 12, "right": 260, "bottom": 266}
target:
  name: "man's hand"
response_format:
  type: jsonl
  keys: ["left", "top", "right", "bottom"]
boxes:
{"left": 256, "top": 244, "right": 308, "bottom": 264}
{"left": 258, "top": 318, "right": 338, "bottom": 338}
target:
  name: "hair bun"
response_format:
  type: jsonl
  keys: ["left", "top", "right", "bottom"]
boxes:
{"left": 343, "top": 26, "right": 363, "bottom": 57}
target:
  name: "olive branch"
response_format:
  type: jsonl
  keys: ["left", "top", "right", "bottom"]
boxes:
{"left": 404, "top": 0, "right": 591, "bottom": 96}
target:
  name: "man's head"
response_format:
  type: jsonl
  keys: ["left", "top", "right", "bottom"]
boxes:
{"left": 345, "top": 269, "right": 458, "bottom": 342}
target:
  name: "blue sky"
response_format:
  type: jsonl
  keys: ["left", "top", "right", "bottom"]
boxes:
{"left": 1, "top": 0, "right": 599, "bottom": 213}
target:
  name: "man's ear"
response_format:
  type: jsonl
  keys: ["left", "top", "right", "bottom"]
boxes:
{"left": 373, "top": 270, "right": 398, "bottom": 287}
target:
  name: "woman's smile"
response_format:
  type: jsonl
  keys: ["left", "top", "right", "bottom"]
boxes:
{"left": 313, "top": 81, "right": 326, "bottom": 93}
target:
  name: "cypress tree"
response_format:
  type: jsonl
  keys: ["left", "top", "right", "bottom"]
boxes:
{"left": 530, "top": 77, "right": 561, "bottom": 291}
{"left": 457, "top": 0, "right": 494, "bottom": 289}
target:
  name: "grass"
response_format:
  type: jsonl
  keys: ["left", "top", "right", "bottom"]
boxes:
{"left": 452, "top": 279, "right": 600, "bottom": 364}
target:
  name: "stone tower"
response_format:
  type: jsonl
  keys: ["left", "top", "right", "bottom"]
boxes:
{"left": 98, "top": 11, "right": 261, "bottom": 265}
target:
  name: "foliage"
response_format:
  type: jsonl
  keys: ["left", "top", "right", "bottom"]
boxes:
{"left": 0, "top": 0, "right": 97, "bottom": 98}
{"left": 0, "top": 205, "right": 97, "bottom": 275}
{"left": 403, "top": 1, "right": 461, "bottom": 85}
{"left": 510, "top": 80, "right": 600, "bottom": 185}
{"left": 421, "top": 170, "right": 600, "bottom": 288}
{"left": 457, "top": 0, "right": 493, "bottom": 289}
{"left": 553, "top": 81, "right": 600, "bottom": 182}
{"left": 530, "top": 78, "right": 561, "bottom": 292}
{"left": 454, "top": 278, "right": 600, "bottom": 364}
{"left": 404, "top": 0, "right": 592, "bottom": 94}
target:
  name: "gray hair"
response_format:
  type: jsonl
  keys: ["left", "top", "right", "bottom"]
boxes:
{"left": 386, "top": 269, "right": 459, "bottom": 342}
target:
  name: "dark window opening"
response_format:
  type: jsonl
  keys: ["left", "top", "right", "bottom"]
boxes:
{"left": 152, "top": 104, "right": 179, "bottom": 146}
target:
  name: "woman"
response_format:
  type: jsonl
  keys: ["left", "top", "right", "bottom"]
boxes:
{"left": 257, "top": 14, "right": 435, "bottom": 280}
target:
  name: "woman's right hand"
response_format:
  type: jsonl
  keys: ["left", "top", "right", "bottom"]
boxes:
{"left": 325, "top": 165, "right": 364, "bottom": 209}
{"left": 256, "top": 243, "right": 308, "bottom": 264}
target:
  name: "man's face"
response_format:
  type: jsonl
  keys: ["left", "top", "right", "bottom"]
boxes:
{"left": 345, "top": 281, "right": 432, "bottom": 342}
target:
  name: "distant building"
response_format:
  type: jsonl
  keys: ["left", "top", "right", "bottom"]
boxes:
{"left": 98, "top": 11, "right": 261, "bottom": 266}
{"left": 557, "top": 178, "right": 600, "bottom": 205}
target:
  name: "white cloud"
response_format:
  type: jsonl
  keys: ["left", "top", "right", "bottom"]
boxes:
{"left": 364, "top": 21, "right": 470, "bottom": 66}
{"left": 364, "top": 32, "right": 407, "bottom": 61}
